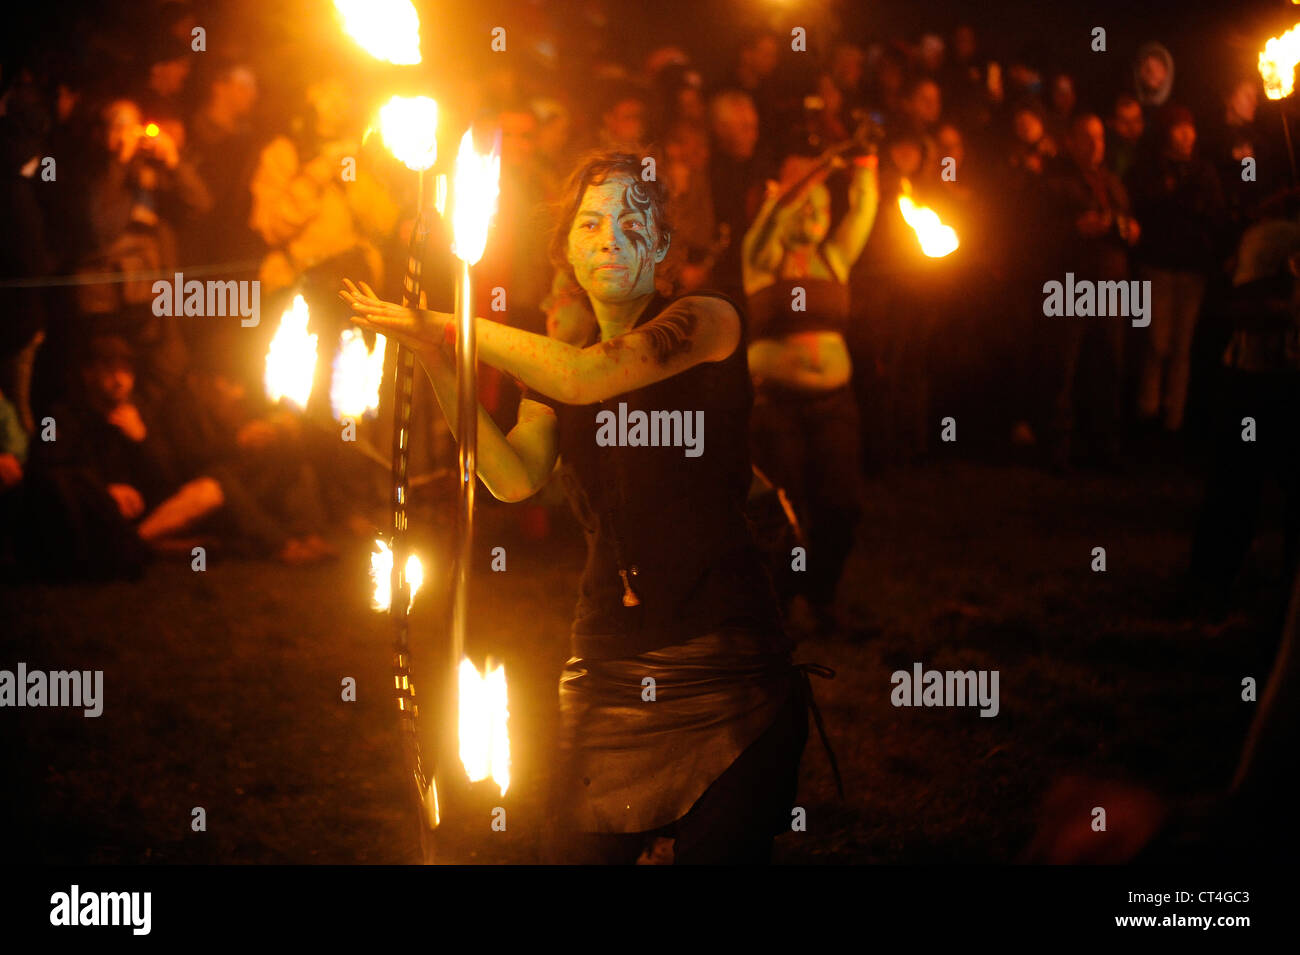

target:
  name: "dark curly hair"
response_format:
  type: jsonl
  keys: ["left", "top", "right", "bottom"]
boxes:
{"left": 546, "top": 146, "right": 679, "bottom": 297}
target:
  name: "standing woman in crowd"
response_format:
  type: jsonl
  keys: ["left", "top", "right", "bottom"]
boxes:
{"left": 342, "top": 149, "right": 829, "bottom": 864}
{"left": 741, "top": 139, "right": 879, "bottom": 635}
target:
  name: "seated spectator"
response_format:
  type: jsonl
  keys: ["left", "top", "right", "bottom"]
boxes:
{"left": 22, "top": 335, "right": 221, "bottom": 579}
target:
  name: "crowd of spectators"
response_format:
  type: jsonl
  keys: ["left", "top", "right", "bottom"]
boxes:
{"left": 0, "top": 2, "right": 1295, "bottom": 612}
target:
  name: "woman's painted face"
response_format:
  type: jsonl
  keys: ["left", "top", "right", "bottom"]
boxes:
{"left": 566, "top": 176, "right": 667, "bottom": 301}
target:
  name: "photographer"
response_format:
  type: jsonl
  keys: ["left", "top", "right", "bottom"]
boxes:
{"left": 72, "top": 98, "right": 211, "bottom": 406}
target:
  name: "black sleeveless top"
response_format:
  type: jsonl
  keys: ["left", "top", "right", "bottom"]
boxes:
{"left": 745, "top": 248, "right": 851, "bottom": 341}
{"left": 522, "top": 289, "right": 785, "bottom": 661}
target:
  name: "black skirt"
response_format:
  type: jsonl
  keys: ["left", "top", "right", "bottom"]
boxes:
{"left": 555, "top": 624, "right": 801, "bottom": 833}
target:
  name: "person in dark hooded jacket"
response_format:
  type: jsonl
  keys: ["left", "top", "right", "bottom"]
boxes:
{"left": 1134, "top": 41, "right": 1175, "bottom": 112}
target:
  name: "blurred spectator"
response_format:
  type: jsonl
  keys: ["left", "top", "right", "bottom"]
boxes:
{"left": 248, "top": 75, "right": 397, "bottom": 346}
{"left": 597, "top": 84, "right": 649, "bottom": 150}
{"left": 532, "top": 97, "right": 575, "bottom": 203}
{"left": 829, "top": 42, "right": 866, "bottom": 117}
{"left": 1007, "top": 100, "right": 1056, "bottom": 177}
{"left": 1128, "top": 106, "right": 1227, "bottom": 434}
{"left": 1042, "top": 114, "right": 1140, "bottom": 469}
{"left": 1134, "top": 41, "right": 1176, "bottom": 113}
{"left": 74, "top": 97, "right": 210, "bottom": 406}
{"left": 132, "top": 6, "right": 199, "bottom": 127}
{"left": 185, "top": 60, "right": 262, "bottom": 268}
{"left": 708, "top": 89, "right": 774, "bottom": 301}
{"left": 865, "top": 46, "right": 907, "bottom": 120}
{"left": 22, "top": 335, "right": 218, "bottom": 578}
{"left": 1203, "top": 78, "right": 1270, "bottom": 232}
{"left": 1045, "top": 73, "right": 1077, "bottom": 146}
{"left": 915, "top": 34, "right": 945, "bottom": 79}
{"left": 1105, "top": 93, "right": 1144, "bottom": 183}
{"left": 663, "top": 120, "right": 721, "bottom": 292}
{"left": 942, "top": 25, "right": 999, "bottom": 137}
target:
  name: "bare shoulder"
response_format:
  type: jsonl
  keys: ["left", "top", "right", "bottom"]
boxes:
{"left": 638, "top": 294, "right": 740, "bottom": 364}
{"left": 675, "top": 293, "right": 740, "bottom": 321}
{"left": 683, "top": 294, "right": 742, "bottom": 360}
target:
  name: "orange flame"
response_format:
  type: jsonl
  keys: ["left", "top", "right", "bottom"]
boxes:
{"left": 264, "top": 294, "right": 317, "bottom": 409}
{"left": 378, "top": 95, "right": 438, "bottom": 172}
{"left": 459, "top": 656, "right": 511, "bottom": 796}
{"left": 331, "top": 328, "right": 387, "bottom": 421}
{"left": 369, "top": 539, "right": 423, "bottom": 612}
{"left": 334, "top": 0, "right": 421, "bottom": 65}
{"left": 897, "top": 182, "right": 959, "bottom": 258}
{"left": 451, "top": 129, "right": 501, "bottom": 265}
{"left": 1260, "top": 24, "right": 1300, "bottom": 100}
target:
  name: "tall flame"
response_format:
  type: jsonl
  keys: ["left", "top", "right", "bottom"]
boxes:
{"left": 1259, "top": 24, "right": 1300, "bottom": 100}
{"left": 370, "top": 538, "right": 423, "bottom": 612}
{"left": 331, "top": 328, "right": 387, "bottom": 421}
{"left": 378, "top": 96, "right": 439, "bottom": 172}
{"left": 451, "top": 128, "right": 501, "bottom": 265}
{"left": 264, "top": 294, "right": 318, "bottom": 409}
{"left": 334, "top": 0, "right": 422, "bottom": 65}
{"left": 897, "top": 183, "right": 959, "bottom": 258}
{"left": 459, "top": 656, "right": 511, "bottom": 796}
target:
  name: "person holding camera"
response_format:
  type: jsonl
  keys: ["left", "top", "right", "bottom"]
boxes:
{"left": 73, "top": 99, "right": 211, "bottom": 407}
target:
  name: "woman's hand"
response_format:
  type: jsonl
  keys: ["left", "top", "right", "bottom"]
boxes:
{"left": 339, "top": 278, "right": 449, "bottom": 353}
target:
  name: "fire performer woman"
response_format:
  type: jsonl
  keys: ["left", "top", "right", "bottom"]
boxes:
{"left": 342, "top": 150, "right": 833, "bottom": 864}
{"left": 741, "top": 141, "right": 878, "bottom": 635}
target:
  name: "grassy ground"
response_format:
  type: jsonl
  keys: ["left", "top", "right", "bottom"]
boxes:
{"left": 1, "top": 459, "right": 1287, "bottom": 864}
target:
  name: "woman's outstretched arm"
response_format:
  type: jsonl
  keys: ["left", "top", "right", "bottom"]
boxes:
{"left": 742, "top": 142, "right": 856, "bottom": 292}
{"left": 342, "top": 280, "right": 739, "bottom": 407}
{"left": 419, "top": 336, "right": 559, "bottom": 503}
{"left": 822, "top": 155, "right": 879, "bottom": 280}
{"left": 346, "top": 285, "right": 558, "bottom": 503}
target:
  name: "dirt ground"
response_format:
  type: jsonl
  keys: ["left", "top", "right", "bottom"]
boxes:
{"left": 1, "top": 459, "right": 1288, "bottom": 864}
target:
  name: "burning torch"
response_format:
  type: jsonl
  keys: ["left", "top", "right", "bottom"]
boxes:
{"left": 1260, "top": 22, "right": 1300, "bottom": 185}
{"left": 447, "top": 127, "right": 510, "bottom": 799}
{"left": 376, "top": 94, "right": 442, "bottom": 845}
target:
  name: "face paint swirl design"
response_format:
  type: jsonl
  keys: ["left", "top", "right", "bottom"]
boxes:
{"left": 567, "top": 176, "right": 668, "bottom": 298}
{"left": 620, "top": 180, "right": 658, "bottom": 287}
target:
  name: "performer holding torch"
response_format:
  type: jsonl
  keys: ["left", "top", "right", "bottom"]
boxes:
{"left": 742, "top": 135, "right": 879, "bottom": 636}
{"left": 342, "top": 148, "right": 836, "bottom": 864}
